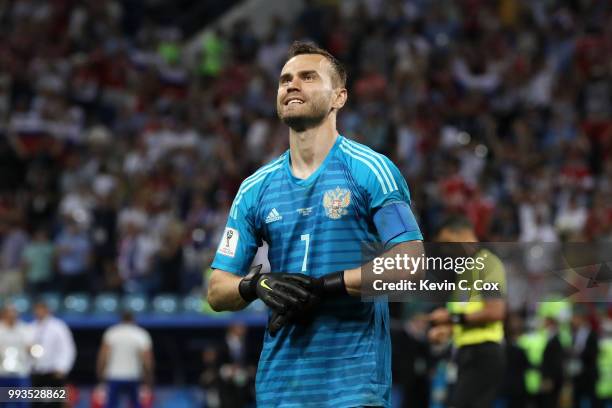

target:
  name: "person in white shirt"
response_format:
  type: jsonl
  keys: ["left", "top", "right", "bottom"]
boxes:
{"left": 96, "top": 311, "right": 153, "bottom": 408}
{"left": 0, "top": 303, "right": 34, "bottom": 408}
{"left": 30, "top": 300, "right": 76, "bottom": 408}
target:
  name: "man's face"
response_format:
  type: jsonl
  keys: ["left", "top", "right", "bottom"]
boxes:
{"left": 3, "top": 306, "right": 17, "bottom": 324}
{"left": 277, "top": 54, "right": 338, "bottom": 131}
{"left": 34, "top": 304, "right": 48, "bottom": 320}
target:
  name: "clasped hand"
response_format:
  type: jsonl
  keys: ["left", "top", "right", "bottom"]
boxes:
{"left": 239, "top": 265, "right": 338, "bottom": 336}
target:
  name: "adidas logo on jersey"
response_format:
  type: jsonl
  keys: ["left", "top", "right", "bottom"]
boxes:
{"left": 265, "top": 208, "right": 282, "bottom": 224}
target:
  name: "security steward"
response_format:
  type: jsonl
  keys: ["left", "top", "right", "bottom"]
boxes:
{"left": 428, "top": 216, "right": 507, "bottom": 408}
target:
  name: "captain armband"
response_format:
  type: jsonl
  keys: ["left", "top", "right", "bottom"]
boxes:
{"left": 373, "top": 201, "right": 420, "bottom": 246}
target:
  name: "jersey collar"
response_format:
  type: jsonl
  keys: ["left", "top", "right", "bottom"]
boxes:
{"left": 284, "top": 135, "right": 343, "bottom": 187}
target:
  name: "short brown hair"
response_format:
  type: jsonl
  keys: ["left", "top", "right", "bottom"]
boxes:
{"left": 286, "top": 41, "right": 347, "bottom": 88}
{"left": 435, "top": 215, "right": 474, "bottom": 236}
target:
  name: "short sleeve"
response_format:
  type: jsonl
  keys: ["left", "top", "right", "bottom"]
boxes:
{"left": 140, "top": 330, "right": 152, "bottom": 350}
{"left": 102, "top": 328, "right": 111, "bottom": 344}
{"left": 211, "top": 192, "right": 260, "bottom": 276}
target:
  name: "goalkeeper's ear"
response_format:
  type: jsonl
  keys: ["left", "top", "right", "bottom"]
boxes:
{"left": 330, "top": 87, "right": 347, "bottom": 112}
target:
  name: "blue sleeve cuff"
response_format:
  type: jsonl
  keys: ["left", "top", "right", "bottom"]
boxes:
{"left": 389, "top": 230, "right": 423, "bottom": 245}
{"left": 210, "top": 260, "right": 247, "bottom": 277}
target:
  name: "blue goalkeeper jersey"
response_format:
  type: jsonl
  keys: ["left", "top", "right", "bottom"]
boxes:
{"left": 212, "top": 135, "right": 422, "bottom": 407}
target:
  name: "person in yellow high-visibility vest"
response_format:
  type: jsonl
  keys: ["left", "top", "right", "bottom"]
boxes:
{"left": 517, "top": 328, "right": 548, "bottom": 401}
{"left": 428, "top": 216, "right": 506, "bottom": 408}
{"left": 517, "top": 302, "right": 567, "bottom": 408}
{"left": 596, "top": 321, "right": 612, "bottom": 408}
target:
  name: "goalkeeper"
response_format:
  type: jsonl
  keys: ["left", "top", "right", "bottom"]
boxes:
{"left": 207, "top": 41, "right": 423, "bottom": 408}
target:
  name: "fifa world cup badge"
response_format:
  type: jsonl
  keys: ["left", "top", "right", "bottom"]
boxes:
{"left": 218, "top": 227, "right": 238, "bottom": 257}
{"left": 323, "top": 187, "right": 351, "bottom": 219}
{"left": 226, "top": 229, "right": 233, "bottom": 247}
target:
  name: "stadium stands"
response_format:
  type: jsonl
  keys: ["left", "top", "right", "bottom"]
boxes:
{"left": 0, "top": 0, "right": 610, "bottom": 303}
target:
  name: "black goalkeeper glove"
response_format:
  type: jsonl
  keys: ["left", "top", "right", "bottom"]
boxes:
{"left": 238, "top": 265, "right": 314, "bottom": 314}
{"left": 286, "top": 270, "right": 347, "bottom": 301}
{"left": 312, "top": 271, "right": 347, "bottom": 298}
{"left": 267, "top": 271, "right": 348, "bottom": 336}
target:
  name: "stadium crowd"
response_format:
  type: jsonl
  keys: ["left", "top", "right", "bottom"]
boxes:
{"left": 0, "top": 1, "right": 611, "bottom": 407}
{"left": 0, "top": 0, "right": 611, "bottom": 297}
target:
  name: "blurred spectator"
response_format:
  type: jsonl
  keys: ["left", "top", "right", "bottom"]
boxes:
{"left": 489, "top": 204, "right": 520, "bottom": 241}
{"left": 90, "top": 192, "right": 119, "bottom": 292}
{"left": 54, "top": 215, "right": 92, "bottom": 294}
{"left": 555, "top": 193, "right": 588, "bottom": 240}
{"left": 224, "top": 324, "right": 250, "bottom": 366}
{"left": 21, "top": 227, "right": 54, "bottom": 295}
{"left": 200, "top": 345, "right": 223, "bottom": 408}
{"left": 0, "top": 214, "right": 28, "bottom": 295}
{"left": 0, "top": 303, "right": 33, "bottom": 408}
{"left": 570, "top": 305, "right": 599, "bottom": 408}
{"left": 538, "top": 317, "right": 565, "bottom": 408}
{"left": 392, "top": 313, "right": 431, "bottom": 408}
{"left": 599, "top": 320, "right": 612, "bottom": 406}
{"left": 199, "top": 324, "right": 256, "bottom": 408}
{"left": 96, "top": 311, "right": 154, "bottom": 408}
{"left": 30, "top": 301, "right": 76, "bottom": 408}
{"left": 117, "top": 208, "right": 158, "bottom": 294}
{"left": 520, "top": 209, "right": 558, "bottom": 243}
{"left": 584, "top": 192, "right": 612, "bottom": 241}
{"left": 501, "top": 312, "right": 529, "bottom": 408}
{"left": 153, "top": 220, "right": 185, "bottom": 294}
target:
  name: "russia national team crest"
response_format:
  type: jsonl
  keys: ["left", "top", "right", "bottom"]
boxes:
{"left": 323, "top": 187, "right": 351, "bottom": 219}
